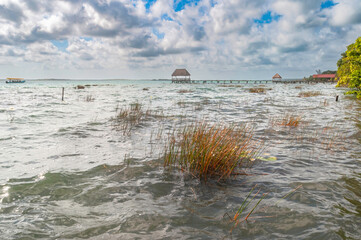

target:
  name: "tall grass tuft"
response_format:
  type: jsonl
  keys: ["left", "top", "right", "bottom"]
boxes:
{"left": 269, "top": 114, "right": 302, "bottom": 127}
{"left": 249, "top": 88, "right": 267, "bottom": 93}
{"left": 112, "top": 103, "right": 164, "bottom": 135}
{"left": 298, "top": 91, "right": 322, "bottom": 97}
{"left": 85, "top": 95, "right": 95, "bottom": 102}
{"left": 163, "top": 122, "right": 263, "bottom": 181}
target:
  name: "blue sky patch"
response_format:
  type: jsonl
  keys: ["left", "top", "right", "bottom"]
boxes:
{"left": 80, "top": 37, "right": 93, "bottom": 41}
{"left": 51, "top": 40, "right": 68, "bottom": 52}
{"left": 161, "top": 14, "right": 173, "bottom": 21}
{"left": 174, "top": 0, "right": 201, "bottom": 12}
{"left": 152, "top": 28, "right": 165, "bottom": 39}
{"left": 144, "top": 0, "right": 157, "bottom": 11}
{"left": 321, "top": 1, "right": 338, "bottom": 10}
{"left": 254, "top": 11, "right": 281, "bottom": 26}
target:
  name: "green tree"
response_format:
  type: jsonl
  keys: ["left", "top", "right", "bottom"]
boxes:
{"left": 336, "top": 37, "right": 361, "bottom": 98}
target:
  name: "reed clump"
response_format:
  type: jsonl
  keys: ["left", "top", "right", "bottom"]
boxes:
{"left": 85, "top": 95, "right": 95, "bottom": 102}
{"left": 112, "top": 103, "right": 164, "bottom": 135}
{"left": 177, "top": 89, "right": 193, "bottom": 93}
{"left": 298, "top": 91, "right": 322, "bottom": 97}
{"left": 219, "top": 85, "right": 244, "bottom": 88}
{"left": 163, "top": 122, "right": 262, "bottom": 181}
{"left": 270, "top": 114, "right": 302, "bottom": 127}
{"left": 249, "top": 88, "right": 271, "bottom": 93}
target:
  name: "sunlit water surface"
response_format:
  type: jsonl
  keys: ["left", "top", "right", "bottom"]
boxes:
{"left": 0, "top": 80, "right": 360, "bottom": 239}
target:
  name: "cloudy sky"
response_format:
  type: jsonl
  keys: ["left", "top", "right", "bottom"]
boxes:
{"left": 0, "top": 0, "right": 360, "bottom": 80}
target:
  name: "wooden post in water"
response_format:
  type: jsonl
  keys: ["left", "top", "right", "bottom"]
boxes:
{"left": 62, "top": 87, "right": 64, "bottom": 101}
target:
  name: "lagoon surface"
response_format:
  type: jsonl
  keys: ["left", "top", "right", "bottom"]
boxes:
{"left": 0, "top": 80, "right": 360, "bottom": 239}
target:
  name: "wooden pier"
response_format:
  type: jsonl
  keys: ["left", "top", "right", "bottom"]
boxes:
{"left": 171, "top": 79, "right": 336, "bottom": 84}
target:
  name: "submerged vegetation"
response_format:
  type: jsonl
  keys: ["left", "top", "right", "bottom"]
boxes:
{"left": 112, "top": 103, "right": 164, "bottom": 135}
{"left": 163, "top": 122, "right": 262, "bottom": 181}
{"left": 336, "top": 36, "right": 361, "bottom": 98}
{"left": 298, "top": 91, "right": 322, "bottom": 97}
{"left": 270, "top": 114, "right": 303, "bottom": 127}
{"left": 249, "top": 87, "right": 269, "bottom": 93}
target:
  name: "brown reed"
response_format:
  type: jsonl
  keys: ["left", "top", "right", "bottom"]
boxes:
{"left": 85, "top": 95, "right": 95, "bottom": 102}
{"left": 177, "top": 89, "right": 193, "bottom": 93}
{"left": 249, "top": 88, "right": 267, "bottom": 93}
{"left": 112, "top": 103, "right": 164, "bottom": 135}
{"left": 269, "top": 114, "right": 302, "bottom": 127}
{"left": 163, "top": 122, "right": 262, "bottom": 181}
{"left": 298, "top": 91, "right": 322, "bottom": 97}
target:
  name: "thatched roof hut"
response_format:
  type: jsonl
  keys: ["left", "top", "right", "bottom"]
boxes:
{"left": 172, "top": 69, "right": 191, "bottom": 83}
{"left": 272, "top": 73, "right": 282, "bottom": 80}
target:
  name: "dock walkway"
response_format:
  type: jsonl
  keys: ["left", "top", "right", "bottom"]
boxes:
{"left": 171, "top": 79, "right": 336, "bottom": 84}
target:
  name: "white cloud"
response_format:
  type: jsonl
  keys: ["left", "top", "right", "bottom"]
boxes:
{"left": 329, "top": 0, "right": 361, "bottom": 26}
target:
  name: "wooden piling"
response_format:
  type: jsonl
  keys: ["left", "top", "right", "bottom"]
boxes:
{"left": 62, "top": 87, "right": 64, "bottom": 101}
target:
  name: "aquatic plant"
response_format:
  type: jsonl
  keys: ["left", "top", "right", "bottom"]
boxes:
{"left": 298, "top": 91, "right": 322, "bottom": 97}
{"left": 112, "top": 103, "right": 164, "bottom": 135}
{"left": 249, "top": 88, "right": 266, "bottom": 93}
{"left": 163, "top": 122, "right": 262, "bottom": 181}
{"left": 249, "top": 87, "right": 271, "bottom": 93}
{"left": 269, "top": 114, "right": 302, "bottom": 127}
{"left": 218, "top": 85, "right": 244, "bottom": 88}
{"left": 177, "top": 89, "right": 193, "bottom": 93}
{"left": 85, "top": 95, "right": 95, "bottom": 102}
{"left": 228, "top": 184, "right": 302, "bottom": 230}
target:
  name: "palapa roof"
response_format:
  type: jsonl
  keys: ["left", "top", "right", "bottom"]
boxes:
{"left": 272, "top": 73, "right": 282, "bottom": 79}
{"left": 172, "top": 69, "right": 191, "bottom": 76}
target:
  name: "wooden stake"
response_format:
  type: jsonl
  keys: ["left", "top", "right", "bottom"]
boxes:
{"left": 62, "top": 87, "right": 64, "bottom": 101}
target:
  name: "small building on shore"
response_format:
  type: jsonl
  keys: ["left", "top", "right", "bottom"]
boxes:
{"left": 272, "top": 73, "right": 282, "bottom": 80}
{"left": 172, "top": 69, "right": 191, "bottom": 83}
{"left": 312, "top": 74, "right": 337, "bottom": 82}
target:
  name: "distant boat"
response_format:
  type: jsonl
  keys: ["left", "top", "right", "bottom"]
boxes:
{"left": 5, "top": 78, "right": 25, "bottom": 83}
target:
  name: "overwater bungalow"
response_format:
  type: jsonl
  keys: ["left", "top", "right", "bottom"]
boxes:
{"left": 172, "top": 69, "right": 191, "bottom": 83}
{"left": 272, "top": 73, "right": 282, "bottom": 80}
{"left": 312, "top": 74, "right": 337, "bottom": 82}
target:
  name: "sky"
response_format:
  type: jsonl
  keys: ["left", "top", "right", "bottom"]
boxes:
{"left": 0, "top": 0, "right": 360, "bottom": 80}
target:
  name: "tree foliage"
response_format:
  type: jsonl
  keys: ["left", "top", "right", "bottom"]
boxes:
{"left": 336, "top": 37, "right": 361, "bottom": 98}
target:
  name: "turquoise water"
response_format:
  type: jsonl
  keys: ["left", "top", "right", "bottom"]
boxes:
{"left": 0, "top": 80, "right": 360, "bottom": 239}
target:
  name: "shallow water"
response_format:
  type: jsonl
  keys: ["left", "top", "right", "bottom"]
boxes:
{"left": 0, "top": 80, "right": 360, "bottom": 239}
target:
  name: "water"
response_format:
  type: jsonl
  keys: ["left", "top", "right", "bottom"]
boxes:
{"left": 0, "top": 80, "right": 360, "bottom": 239}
